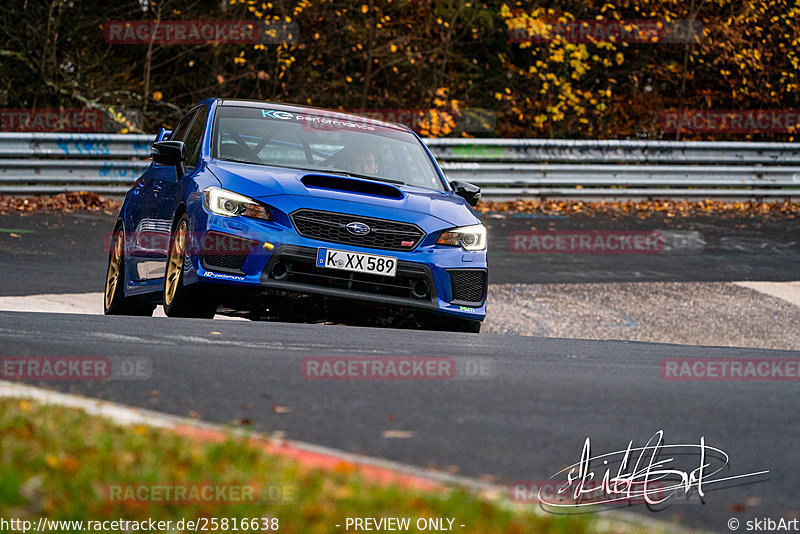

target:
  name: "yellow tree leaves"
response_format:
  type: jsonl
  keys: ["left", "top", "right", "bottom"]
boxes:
{"left": 497, "top": 0, "right": 800, "bottom": 139}
{"left": 419, "top": 87, "right": 458, "bottom": 138}
{"left": 500, "top": 4, "right": 614, "bottom": 137}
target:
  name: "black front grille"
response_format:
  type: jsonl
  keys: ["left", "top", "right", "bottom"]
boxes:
{"left": 448, "top": 269, "right": 487, "bottom": 306}
{"left": 201, "top": 232, "right": 260, "bottom": 274}
{"left": 290, "top": 209, "right": 425, "bottom": 251}
{"left": 263, "top": 246, "right": 435, "bottom": 303}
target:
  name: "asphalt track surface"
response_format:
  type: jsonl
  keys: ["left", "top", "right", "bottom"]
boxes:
{"left": 487, "top": 212, "right": 800, "bottom": 284}
{"left": 1, "top": 210, "right": 799, "bottom": 532}
{"left": 1, "top": 209, "right": 799, "bottom": 296}
{"left": 1, "top": 311, "right": 797, "bottom": 531}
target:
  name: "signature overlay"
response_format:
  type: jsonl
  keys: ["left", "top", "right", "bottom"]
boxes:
{"left": 539, "top": 430, "right": 769, "bottom": 509}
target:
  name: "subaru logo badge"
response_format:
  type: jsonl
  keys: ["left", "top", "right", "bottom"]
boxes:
{"left": 346, "top": 222, "right": 371, "bottom": 236}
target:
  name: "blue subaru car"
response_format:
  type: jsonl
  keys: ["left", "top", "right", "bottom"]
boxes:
{"left": 104, "top": 99, "right": 487, "bottom": 332}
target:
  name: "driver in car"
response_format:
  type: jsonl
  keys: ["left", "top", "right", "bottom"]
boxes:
{"left": 350, "top": 151, "right": 379, "bottom": 175}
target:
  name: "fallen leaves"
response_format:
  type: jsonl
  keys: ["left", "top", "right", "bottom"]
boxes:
{"left": 45, "top": 453, "right": 81, "bottom": 472}
{"left": 0, "top": 193, "right": 120, "bottom": 214}
{"left": 476, "top": 199, "right": 800, "bottom": 220}
{"left": 381, "top": 430, "right": 414, "bottom": 439}
{"left": 2, "top": 194, "right": 797, "bottom": 223}
{"left": 333, "top": 461, "right": 356, "bottom": 474}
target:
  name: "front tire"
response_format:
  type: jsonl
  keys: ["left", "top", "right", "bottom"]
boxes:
{"left": 104, "top": 225, "right": 156, "bottom": 316}
{"left": 163, "top": 214, "right": 217, "bottom": 318}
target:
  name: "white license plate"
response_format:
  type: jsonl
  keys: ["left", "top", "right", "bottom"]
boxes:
{"left": 316, "top": 248, "right": 398, "bottom": 277}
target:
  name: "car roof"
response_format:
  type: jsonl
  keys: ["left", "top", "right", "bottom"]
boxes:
{"left": 214, "top": 99, "right": 412, "bottom": 133}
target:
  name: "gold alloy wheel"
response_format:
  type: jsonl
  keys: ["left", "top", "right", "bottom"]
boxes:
{"left": 165, "top": 220, "right": 187, "bottom": 306}
{"left": 104, "top": 230, "right": 123, "bottom": 310}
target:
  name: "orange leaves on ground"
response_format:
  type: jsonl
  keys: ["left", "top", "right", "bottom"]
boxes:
{"left": 0, "top": 193, "right": 119, "bottom": 214}
{"left": 476, "top": 199, "right": 800, "bottom": 219}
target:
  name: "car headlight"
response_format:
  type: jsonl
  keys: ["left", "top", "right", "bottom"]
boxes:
{"left": 203, "top": 187, "right": 271, "bottom": 220}
{"left": 436, "top": 224, "right": 487, "bottom": 251}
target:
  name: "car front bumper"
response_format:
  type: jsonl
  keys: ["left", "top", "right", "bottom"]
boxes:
{"left": 184, "top": 212, "right": 487, "bottom": 321}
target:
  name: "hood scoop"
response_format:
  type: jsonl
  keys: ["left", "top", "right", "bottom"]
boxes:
{"left": 301, "top": 174, "right": 404, "bottom": 199}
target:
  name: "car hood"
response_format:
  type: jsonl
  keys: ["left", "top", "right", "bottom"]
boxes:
{"left": 206, "top": 160, "right": 479, "bottom": 228}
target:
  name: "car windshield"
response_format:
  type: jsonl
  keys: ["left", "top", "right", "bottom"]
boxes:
{"left": 212, "top": 105, "right": 445, "bottom": 191}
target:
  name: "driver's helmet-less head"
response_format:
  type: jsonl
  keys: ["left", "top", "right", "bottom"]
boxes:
{"left": 350, "top": 151, "right": 379, "bottom": 175}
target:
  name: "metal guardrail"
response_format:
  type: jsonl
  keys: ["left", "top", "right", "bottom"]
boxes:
{"left": 426, "top": 138, "right": 800, "bottom": 164}
{"left": 0, "top": 133, "right": 152, "bottom": 158}
{"left": 0, "top": 133, "right": 152, "bottom": 194}
{"left": 0, "top": 133, "right": 799, "bottom": 198}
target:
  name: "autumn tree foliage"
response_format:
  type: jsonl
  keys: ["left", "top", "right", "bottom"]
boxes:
{"left": 498, "top": 0, "right": 800, "bottom": 139}
{"left": 1, "top": 0, "right": 799, "bottom": 139}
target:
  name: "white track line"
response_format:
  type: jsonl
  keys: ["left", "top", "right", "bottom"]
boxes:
{"left": 0, "top": 292, "right": 110, "bottom": 315}
{"left": 0, "top": 292, "right": 243, "bottom": 319}
{"left": 2, "top": 283, "right": 799, "bottom": 321}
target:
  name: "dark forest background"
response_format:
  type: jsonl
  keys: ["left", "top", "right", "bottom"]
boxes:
{"left": 2, "top": 0, "right": 799, "bottom": 139}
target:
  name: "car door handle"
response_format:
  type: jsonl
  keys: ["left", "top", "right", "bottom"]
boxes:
{"left": 153, "top": 183, "right": 163, "bottom": 196}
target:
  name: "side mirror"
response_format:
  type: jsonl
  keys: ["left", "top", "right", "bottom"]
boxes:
{"left": 151, "top": 140, "right": 186, "bottom": 179}
{"left": 450, "top": 180, "right": 481, "bottom": 207}
{"left": 155, "top": 128, "right": 172, "bottom": 142}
